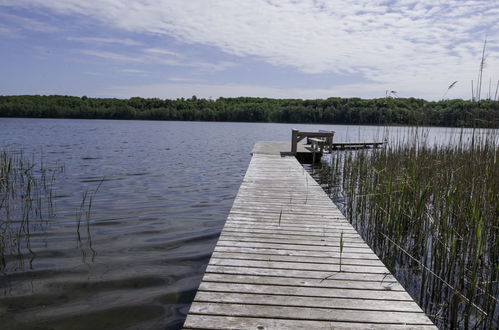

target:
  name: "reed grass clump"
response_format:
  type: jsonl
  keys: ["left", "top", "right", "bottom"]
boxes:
{"left": 0, "top": 150, "right": 63, "bottom": 271}
{"left": 319, "top": 130, "right": 498, "bottom": 329}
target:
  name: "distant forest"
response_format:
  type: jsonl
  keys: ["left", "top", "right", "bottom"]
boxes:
{"left": 0, "top": 95, "right": 498, "bottom": 128}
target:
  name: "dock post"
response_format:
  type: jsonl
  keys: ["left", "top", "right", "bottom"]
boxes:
{"left": 291, "top": 129, "right": 298, "bottom": 154}
{"left": 329, "top": 130, "right": 334, "bottom": 152}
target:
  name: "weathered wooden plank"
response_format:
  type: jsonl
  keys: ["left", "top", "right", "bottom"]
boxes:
{"left": 221, "top": 226, "right": 361, "bottom": 237}
{"left": 224, "top": 220, "right": 356, "bottom": 232}
{"left": 219, "top": 231, "right": 365, "bottom": 243}
{"left": 193, "top": 291, "right": 420, "bottom": 311}
{"left": 215, "top": 240, "right": 380, "bottom": 254}
{"left": 228, "top": 211, "right": 347, "bottom": 221}
{"left": 198, "top": 282, "right": 414, "bottom": 301}
{"left": 216, "top": 240, "right": 374, "bottom": 254}
{"left": 201, "top": 273, "right": 402, "bottom": 291}
{"left": 217, "top": 237, "right": 373, "bottom": 250}
{"left": 214, "top": 245, "right": 381, "bottom": 260}
{"left": 220, "top": 229, "right": 362, "bottom": 241}
{"left": 229, "top": 206, "right": 345, "bottom": 214}
{"left": 224, "top": 221, "right": 355, "bottom": 231}
{"left": 225, "top": 219, "right": 355, "bottom": 230}
{"left": 227, "top": 213, "right": 348, "bottom": 220}
{"left": 232, "top": 202, "right": 335, "bottom": 210}
{"left": 228, "top": 212, "right": 344, "bottom": 220}
{"left": 209, "top": 257, "right": 389, "bottom": 273}
{"left": 218, "top": 232, "right": 367, "bottom": 246}
{"left": 205, "top": 265, "right": 397, "bottom": 282}
{"left": 233, "top": 193, "right": 329, "bottom": 199}
{"left": 211, "top": 251, "right": 385, "bottom": 266}
{"left": 184, "top": 315, "right": 436, "bottom": 330}
{"left": 227, "top": 212, "right": 348, "bottom": 222}
{"left": 188, "top": 303, "right": 434, "bottom": 325}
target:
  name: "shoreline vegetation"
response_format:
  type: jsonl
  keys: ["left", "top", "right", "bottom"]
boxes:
{"left": 1, "top": 95, "right": 498, "bottom": 128}
{"left": 317, "top": 130, "right": 498, "bottom": 329}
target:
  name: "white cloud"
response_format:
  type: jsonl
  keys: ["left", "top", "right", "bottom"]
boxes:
{"left": 144, "top": 48, "right": 181, "bottom": 57}
{"left": 186, "top": 61, "right": 236, "bottom": 72}
{"left": 79, "top": 49, "right": 142, "bottom": 62}
{"left": 0, "top": 11, "right": 59, "bottom": 33}
{"left": 67, "top": 36, "right": 142, "bottom": 46}
{"left": 2, "top": 0, "right": 498, "bottom": 99}
{"left": 121, "top": 69, "right": 147, "bottom": 74}
{"left": 79, "top": 47, "right": 236, "bottom": 72}
{"left": 167, "top": 77, "right": 206, "bottom": 83}
{"left": 142, "top": 47, "right": 236, "bottom": 71}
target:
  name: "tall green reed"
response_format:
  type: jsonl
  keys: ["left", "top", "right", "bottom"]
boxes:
{"left": 75, "top": 177, "right": 103, "bottom": 264}
{"left": 317, "top": 129, "right": 498, "bottom": 329}
{"left": 0, "top": 150, "right": 63, "bottom": 271}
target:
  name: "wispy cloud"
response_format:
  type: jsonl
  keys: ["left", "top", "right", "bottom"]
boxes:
{"left": 67, "top": 36, "right": 142, "bottom": 46}
{"left": 78, "top": 46, "right": 236, "bottom": 72}
{"left": 2, "top": 0, "right": 498, "bottom": 99}
{"left": 183, "top": 60, "right": 237, "bottom": 72}
{"left": 143, "top": 47, "right": 236, "bottom": 71}
{"left": 167, "top": 77, "right": 206, "bottom": 83}
{"left": 120, "top": 68, "right": 150, "bottom": 76}
{"left": 144, "top": 48, "right": 181, "bottom": 57}
{"left": 0, "top": 12, "right": 58, "bottom": 33}
{"left": 79, "top": 49, "right": 141, "bottom": 62}
{"left": 0, "top": 24, "right": 16, "bottom": 36}
{"left": 121, "top": 69, "right": 148, "bottom": 74}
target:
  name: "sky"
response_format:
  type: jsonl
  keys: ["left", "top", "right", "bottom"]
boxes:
{"left": 0, "top": 0, "right": 498, "bottom": 101}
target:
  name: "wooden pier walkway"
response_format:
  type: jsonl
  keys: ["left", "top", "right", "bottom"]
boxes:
{"left": 183, "top": 142, "right": 435, "bottom": 329}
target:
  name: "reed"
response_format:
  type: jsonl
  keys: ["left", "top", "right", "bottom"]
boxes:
{"left": 0, "top": 150, "right": 63, "bottom": 271}
{"left": 317, "top": 129, "right": 498, "bottom": 329}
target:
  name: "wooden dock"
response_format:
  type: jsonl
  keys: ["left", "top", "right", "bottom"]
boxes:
{"left": 183, "top": 142, "right": 435, "bottom": 329}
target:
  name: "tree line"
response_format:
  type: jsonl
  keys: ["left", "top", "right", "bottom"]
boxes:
{"left": 0, "top": 95, "right": 497, "bottom": 128}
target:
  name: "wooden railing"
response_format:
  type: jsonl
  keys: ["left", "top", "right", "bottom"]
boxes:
{"left": 291, "top": 129, "right": 334, "bottom": 154}
{"left": 331, "top": 142, "right": 384, "bottom": 150}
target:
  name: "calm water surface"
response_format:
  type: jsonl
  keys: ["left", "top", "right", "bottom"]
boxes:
{"left": 0, "top": 118, "right": 480, "bottom": 329}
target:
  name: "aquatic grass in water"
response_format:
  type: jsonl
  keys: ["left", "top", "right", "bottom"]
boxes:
{"left": 317, "top": 130, "right": 498, "bottom": 329}
{"left": 0, "top": 150, "right": 102, "bottom": 270}
{"left": 0, "top": 150, "right": 63, "bottom": 271}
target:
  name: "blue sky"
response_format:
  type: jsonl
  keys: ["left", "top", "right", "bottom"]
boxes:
{"left": 0, "top": 0, "right": 498, "bottom": 100}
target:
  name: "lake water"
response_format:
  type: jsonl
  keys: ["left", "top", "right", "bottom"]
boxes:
{"left": 0, "top": 118, "right": 486, "bottom": 329}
